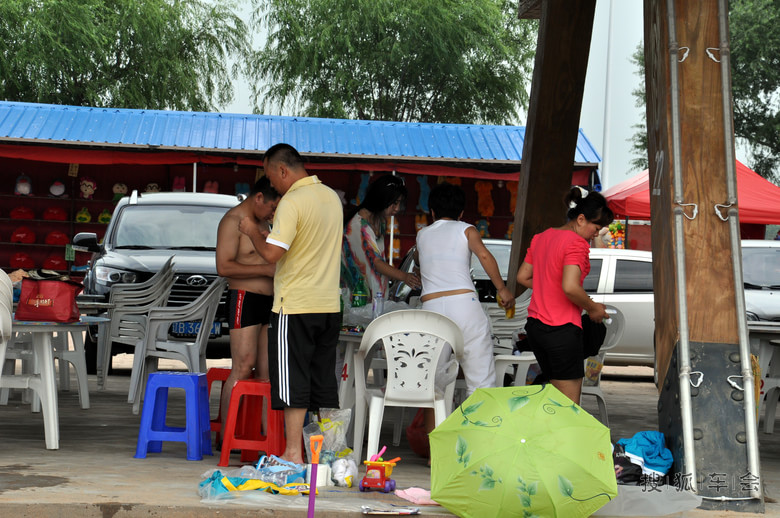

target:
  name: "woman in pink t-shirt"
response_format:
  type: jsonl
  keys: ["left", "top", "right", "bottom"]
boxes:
{"left": 516, "top": 187, "right": 614, "bottom": 404}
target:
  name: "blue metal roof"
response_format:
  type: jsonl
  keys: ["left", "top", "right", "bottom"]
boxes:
{"left": 0, "top": 100, "right": 600, "bottom": 167}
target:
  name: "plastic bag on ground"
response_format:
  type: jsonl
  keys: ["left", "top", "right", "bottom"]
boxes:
{"left": 592, "top": 485, "right": 702, "bottom": 516}
{"left": 303, "top": 408, "right": 354, "bottom": 462}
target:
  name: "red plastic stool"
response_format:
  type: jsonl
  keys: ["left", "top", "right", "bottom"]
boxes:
{"left": 207, "top": 367, "right": 260, "bottom": 450}
{"left": 218, "top": 379, "right": 286, "bottom": 467}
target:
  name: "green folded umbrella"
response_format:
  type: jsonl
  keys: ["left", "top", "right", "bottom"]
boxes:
{"left": 430, "top": 385, "right": 617, "bottom": 518}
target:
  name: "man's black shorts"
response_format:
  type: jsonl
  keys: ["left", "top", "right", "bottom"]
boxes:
{"left": 228, "top": 289, "right": 273, "bottom": 329}
{"left": 525, "top": 316, "right": 584, "bottom": 380}
{"left": 268, "top": 310, "right": 341, "bottom": 411}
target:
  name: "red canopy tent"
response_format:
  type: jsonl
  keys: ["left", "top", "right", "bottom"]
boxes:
{"left": 602, "top": 160, "right": 780, "bottom": 224}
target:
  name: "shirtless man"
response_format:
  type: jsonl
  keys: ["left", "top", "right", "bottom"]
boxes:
{"left": 216, "top": 177, "right": 280, "bottom": 432}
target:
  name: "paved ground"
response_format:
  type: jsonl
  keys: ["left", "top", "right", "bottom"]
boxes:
{"left": 0, "top": 362, "right": 778, "bottom": 517}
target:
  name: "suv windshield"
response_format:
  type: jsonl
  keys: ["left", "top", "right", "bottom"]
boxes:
{"left": 743, "top": 246, "right": 780, "bottom": 288}
{"left": 113, "top": 205, "right": 224, "bottom": 249}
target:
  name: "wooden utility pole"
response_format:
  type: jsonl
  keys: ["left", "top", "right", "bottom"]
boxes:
{"left": 512, "top": 0, "right": 763, "bottom": 511}
{"left": 508, "top": 0, "right": 597, "bottom": 293}
{"left": 646, "top": 0, "right": 762, "bottom": 510}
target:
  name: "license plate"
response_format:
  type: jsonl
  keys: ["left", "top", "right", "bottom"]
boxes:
{"left": 169, "top": 321, "right": 222, "bottom": 337}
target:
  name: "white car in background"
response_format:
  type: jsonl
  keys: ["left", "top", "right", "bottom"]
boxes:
{"left": 391, "top": 239, "right": 780, "bottom": 368}
{"left": 742, "top": 240, "right": 780, "bottom": 322}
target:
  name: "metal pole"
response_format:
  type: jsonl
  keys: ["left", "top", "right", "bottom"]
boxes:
{"left": 666, "top": 0, "right": 697, "bottom": 486}
{"left": 716, "top": 0, "right": 761, "bottom": 499}
{"left": 388, "top": 170, "right": 397, "bottom": 266}
{"left": 192, "top": 163, "right": 197, "bottom": 192}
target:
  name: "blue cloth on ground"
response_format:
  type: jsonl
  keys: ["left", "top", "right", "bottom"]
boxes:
{"left": 617, "top": 431, "right": 673, "bottom": 476}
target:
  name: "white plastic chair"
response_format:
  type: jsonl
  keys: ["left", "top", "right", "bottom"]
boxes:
{"left": 51, "top": 330, "right": 91, "bottom": 409}
{"left": 128, "top": 277, "right": 227, "bottom": 414}
{"left": 760, "top": 346, "right": 780, "bottom": 434}
{"left": 0, "top": 298, "right": 13, "bottom": 386}
{"left": 102, "top": 256, "right": 176, "bottom": 392}
{"left": 0, "top": 273, "right": 12, "bottom": 303}
{"left": 352, "top": 309, "right": 464, "bottom": 463}
{"left": 0, "top": 272, "right": 27, "bottom": 405}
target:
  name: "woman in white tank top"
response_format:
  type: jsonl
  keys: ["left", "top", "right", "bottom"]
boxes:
{"left": 416, "top": 182, "right": 515, "bottom": 450}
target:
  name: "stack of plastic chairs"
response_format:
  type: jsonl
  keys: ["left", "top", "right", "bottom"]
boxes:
{"left": 100, "top": 256, "right": 175, "bottom": 397}
{"left": 0, "top": 271, "right": 31, "bottom": 405}
{"left": 129, "top": 277, "right": 227, "bottom": 414}
{"left": 0, "top": 271, "right": 12, "bottom": 362}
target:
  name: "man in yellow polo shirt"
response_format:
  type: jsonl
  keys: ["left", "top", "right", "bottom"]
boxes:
{"left": 239, "top": 143, "right": 343, "bottom": 465}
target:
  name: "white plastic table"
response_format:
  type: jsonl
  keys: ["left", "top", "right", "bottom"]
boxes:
{"left": 337, "top": 331, "right": 363, "bottom": 411}
{"left": 3, "top": 315, "right": 108, "bottom": 450}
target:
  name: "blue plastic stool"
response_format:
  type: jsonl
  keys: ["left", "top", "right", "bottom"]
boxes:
{"left": 134, "top": 372, "right": 212, "bottom": 461}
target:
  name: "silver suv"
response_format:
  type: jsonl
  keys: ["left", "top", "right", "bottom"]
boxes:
{"left": 73, "top": 190, "right": 239, "bottom": 369}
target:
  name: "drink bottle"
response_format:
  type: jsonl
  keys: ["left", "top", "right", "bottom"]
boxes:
{"left": 351, "top": 279, "right": 368, "bottom": 307}
{"left": 497, "top": 293, "right": 515, "bottom": 319}
{"left": 372, "top": 291, "right": 384, "bottom": 319}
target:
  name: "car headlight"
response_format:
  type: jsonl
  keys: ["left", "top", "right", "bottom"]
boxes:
{"left": 94, "top": 265, "right": 138, "bottom": 286}
{"left": 745, "top": 311, "right": 759, "bottom": 321}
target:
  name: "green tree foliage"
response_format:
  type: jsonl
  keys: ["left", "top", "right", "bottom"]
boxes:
{"left": 627, "top": 44, "right": 648, "bottom": 172}
{"left": 629, "top": 0, "right": 780, "bottom": 181}
{"left": 0, "top": 0, "right": 251, "bottom": 111}
{"left": 249, "top": 0, "right": 537, "bottom": 124}
{"left": 730, "top": 0, "right": 780, "bottom": 181}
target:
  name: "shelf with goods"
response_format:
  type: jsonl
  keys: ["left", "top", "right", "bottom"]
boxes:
{"left": 0, "top": 156, "right": 270, "bottom": 278}
{"left": 0, "top": 192, "right": 111, "bottom": 276}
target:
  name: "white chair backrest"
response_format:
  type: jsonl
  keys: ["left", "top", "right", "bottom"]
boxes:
{"left": 358, "top": 310, "right": 464, "bottom": 406}
{"left": 151, "top": 276, "right": 227, "bottom": 346}
{"left": 108, "top": 265, "right": 177, "bottom": 345}
{"left": 0, "top": 297, "right": 11, "bottom": 343}
{"left": 0, "top": 270, "right": 13, "bottom": 308}
{"left": 601, "top": 305, "right": 625, "bottom": 352}
{"left": 109, "top": 256, "right": 175, "bottom": 305}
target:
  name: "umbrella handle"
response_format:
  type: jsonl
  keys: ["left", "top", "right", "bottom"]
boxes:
{"left": 307, "top": 435, "right": 324, "bottom": 518}
{"left": 309, "top": 434, "right": 324, "bottom": 464}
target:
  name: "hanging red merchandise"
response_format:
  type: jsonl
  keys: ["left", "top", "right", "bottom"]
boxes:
{"left": 10, "top": 252, "right": 35, "bottom": 269}
{"left": 11, "top": 226, "right": 36, "bottom": 244}
{"left": 10, "top": 206, "right": 34, "bottom": 220}
{"left": 42, "top": 207, "right": 68, "bottom": 221}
